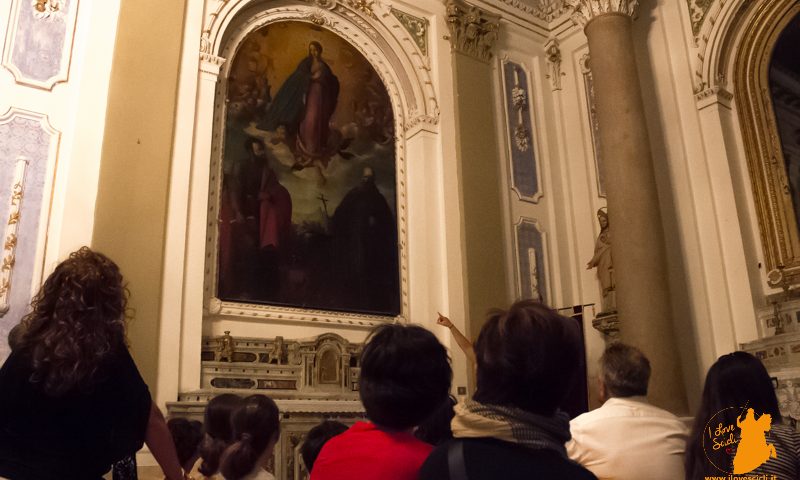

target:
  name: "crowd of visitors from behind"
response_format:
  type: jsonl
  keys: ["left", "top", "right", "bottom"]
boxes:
{"left": 0, "top": 247, "right": 798, "bottom": 479}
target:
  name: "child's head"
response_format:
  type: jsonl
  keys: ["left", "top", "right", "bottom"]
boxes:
{"left": 300, "top": 420, "right": 348, "bottom": 472}
{"left": 220, "top": 394, "right": 281, "bottom": 480}
{"left": 167, "top": 418, "right": 203, "bottom": 471}
{"left": 199, "top": 393, "right": 244, "bottom": 476}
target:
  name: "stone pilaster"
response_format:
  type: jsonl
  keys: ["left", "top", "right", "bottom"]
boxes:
{"left": 445, "top": 0, "right": 500, "bottom": 63}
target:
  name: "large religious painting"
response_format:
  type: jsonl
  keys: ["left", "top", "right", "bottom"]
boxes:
{"left": 216, "top": 22, "right": 399, "bottom": 316}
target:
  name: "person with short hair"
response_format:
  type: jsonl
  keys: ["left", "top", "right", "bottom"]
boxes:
{"left": 219, "top": 394, "right": 281, "bottom": 480}
{"left": 566, "top": 343, "right": 687, "bottom": 480}
{"left": 419, "top": 300, "right": 596, "bottom": 480}
{"left": 310, "top": 323, "right": 452, "bottom": 480}
{"left": 300, "top": 420, "right": 348, "bottom": 473}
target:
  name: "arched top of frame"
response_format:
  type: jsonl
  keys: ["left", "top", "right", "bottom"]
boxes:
{"left": 200, "top": 0, "right": 439, "bottom": 134}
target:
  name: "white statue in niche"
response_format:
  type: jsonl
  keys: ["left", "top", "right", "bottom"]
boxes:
{"left": 587, "top": 208, "right": 615, "bottom": 313}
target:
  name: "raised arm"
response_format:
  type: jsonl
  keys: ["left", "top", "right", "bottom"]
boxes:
{"left": 437, "top": 312, "right": 477, "bottom": 365}
{"left": 145, "top": 401, "right": 185, "bottom": 480}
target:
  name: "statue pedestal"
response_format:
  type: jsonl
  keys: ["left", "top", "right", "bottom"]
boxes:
{"left": 592, "top": 311, "right": 620, "bottom": 343}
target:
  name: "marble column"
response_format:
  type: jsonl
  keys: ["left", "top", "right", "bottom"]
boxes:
{"left": 570, "top": 1, "right": 688, "bottom": 413}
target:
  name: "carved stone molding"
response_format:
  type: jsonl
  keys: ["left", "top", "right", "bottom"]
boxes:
{"left": 567, "top": 0, "right": 640, "bottom": 27}
{"left": 199, "top": 53, "right": 226, "bottom": 76}
{"left": 499, "top": 0, "right": 571, "bottom": 22}
{"left": 592, "top": 312, "right": 620, "bottom": 342}
{"left": 694, "top": 85, "right": 733, "bottom": 109}
{"left": 692, "top": 0, "right": 752, "bottom": 92}
{"left": 445, "top": 0, "right": 500, "bottom": 63}
{"left": 390, "top": 7, "right": 429, "bottom": 56}
{"left": 544, "top": 38, "right": 563, "bottom": 91}
{"left": 687, "top": 0, "right": 715, "bottom": 37}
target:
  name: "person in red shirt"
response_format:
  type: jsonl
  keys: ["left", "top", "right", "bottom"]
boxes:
{"left": 310, "top": 324, "right": 452, "bottom": 480}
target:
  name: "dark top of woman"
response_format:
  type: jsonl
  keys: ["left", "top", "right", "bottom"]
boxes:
{"left": 0, "top": 346, "right": 151, "bottom": 480}
{"left": 419, "top": 437, "right": 597, "bottom": 480}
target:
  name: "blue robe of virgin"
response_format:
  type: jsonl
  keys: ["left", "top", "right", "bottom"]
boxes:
{"left": 258, "top": 55, "right": 340, "bottom": 136}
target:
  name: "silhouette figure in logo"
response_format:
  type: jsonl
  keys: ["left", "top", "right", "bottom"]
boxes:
{"left": 733, "top": 408, "right": 777, "bottom": 474}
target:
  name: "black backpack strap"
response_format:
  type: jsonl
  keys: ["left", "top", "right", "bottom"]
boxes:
{"left": 447, "top": 439, "right": 468, "bottom": 480}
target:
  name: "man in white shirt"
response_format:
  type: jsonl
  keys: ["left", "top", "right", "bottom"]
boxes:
{"left": 566, "top": 343, "right": 688, "bottom": 480}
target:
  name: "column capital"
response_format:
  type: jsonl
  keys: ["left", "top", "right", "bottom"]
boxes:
{"left": 567, "top": 0, "right": 639, "bottom": 28}
{"left": 445, "top": 0, "right": 500, "bottom": 63}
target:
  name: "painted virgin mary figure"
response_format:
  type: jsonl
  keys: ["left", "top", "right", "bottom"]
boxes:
{"left": 259, "top": 41, "right": 340, "bottom": 170}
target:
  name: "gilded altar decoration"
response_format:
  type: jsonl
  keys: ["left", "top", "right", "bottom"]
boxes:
{"left": 0, "top": 159, "right": 28, "bottom": 316}
{"left": 217, "top": 330, "right": 235, "bottom": 362}
{"left": 445, "top": 0, "right": 500, "bottom": 63}
{"left": 391, "top": 7, "right": 429, "bottom": 56}
{"left": 734, "top": 3, "right": 800, "bottom": 286}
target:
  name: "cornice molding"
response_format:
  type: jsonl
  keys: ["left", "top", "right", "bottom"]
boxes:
{"left": 446, "top": 0, "right": 501, "bottom": 63}
{"left": 566, "top": 0, "right": 639, "bottom": 27}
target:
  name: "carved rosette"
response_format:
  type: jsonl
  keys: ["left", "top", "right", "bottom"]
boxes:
{"left": 567, "top": 0, "right": 640, "bottom": 27}
{"left": 445, "top": 0, "right": 500, "bottom": 63}
{"left": 0, "top": 159, "right": 28, "bottom": 316}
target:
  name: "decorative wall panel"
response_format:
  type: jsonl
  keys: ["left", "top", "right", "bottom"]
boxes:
{"left": 0, "top": 109, "right": 58, "bottom": 363}
{"left": 514, "top": 218, "right": 548, "bottom": 303}
{"left": 2, "top": 0, "right": 79, "bottom": 89}
{"left": 502, "top": 60, "right": 541, "bottom": 203}
{"left": 580, "top": 54, "right": 605, "bottom": 197}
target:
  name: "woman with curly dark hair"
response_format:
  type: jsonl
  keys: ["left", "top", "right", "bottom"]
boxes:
{"left": 0, "top": 247, "right": 184, "bottom": 480}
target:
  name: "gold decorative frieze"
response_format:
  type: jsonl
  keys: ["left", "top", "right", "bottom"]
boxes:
{"left": 445, "top": 0, "right": 500, "bottom": 63}
{"left": 733, "top": 0, "right": 800, "bottom": 286}
{"left": 0, "top": 158, "right": 28, "bottom": 316}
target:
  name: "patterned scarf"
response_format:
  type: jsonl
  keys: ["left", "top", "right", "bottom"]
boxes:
{"left": 450, "top": 399, "right": 572, "bottom": 457}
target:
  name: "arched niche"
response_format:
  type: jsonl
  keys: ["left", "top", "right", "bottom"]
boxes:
{"left": 733, "top": 1, "right": 800, "bottom": 285}
{"left": 197, "top": 0, "right": 441, "bottom": 326}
